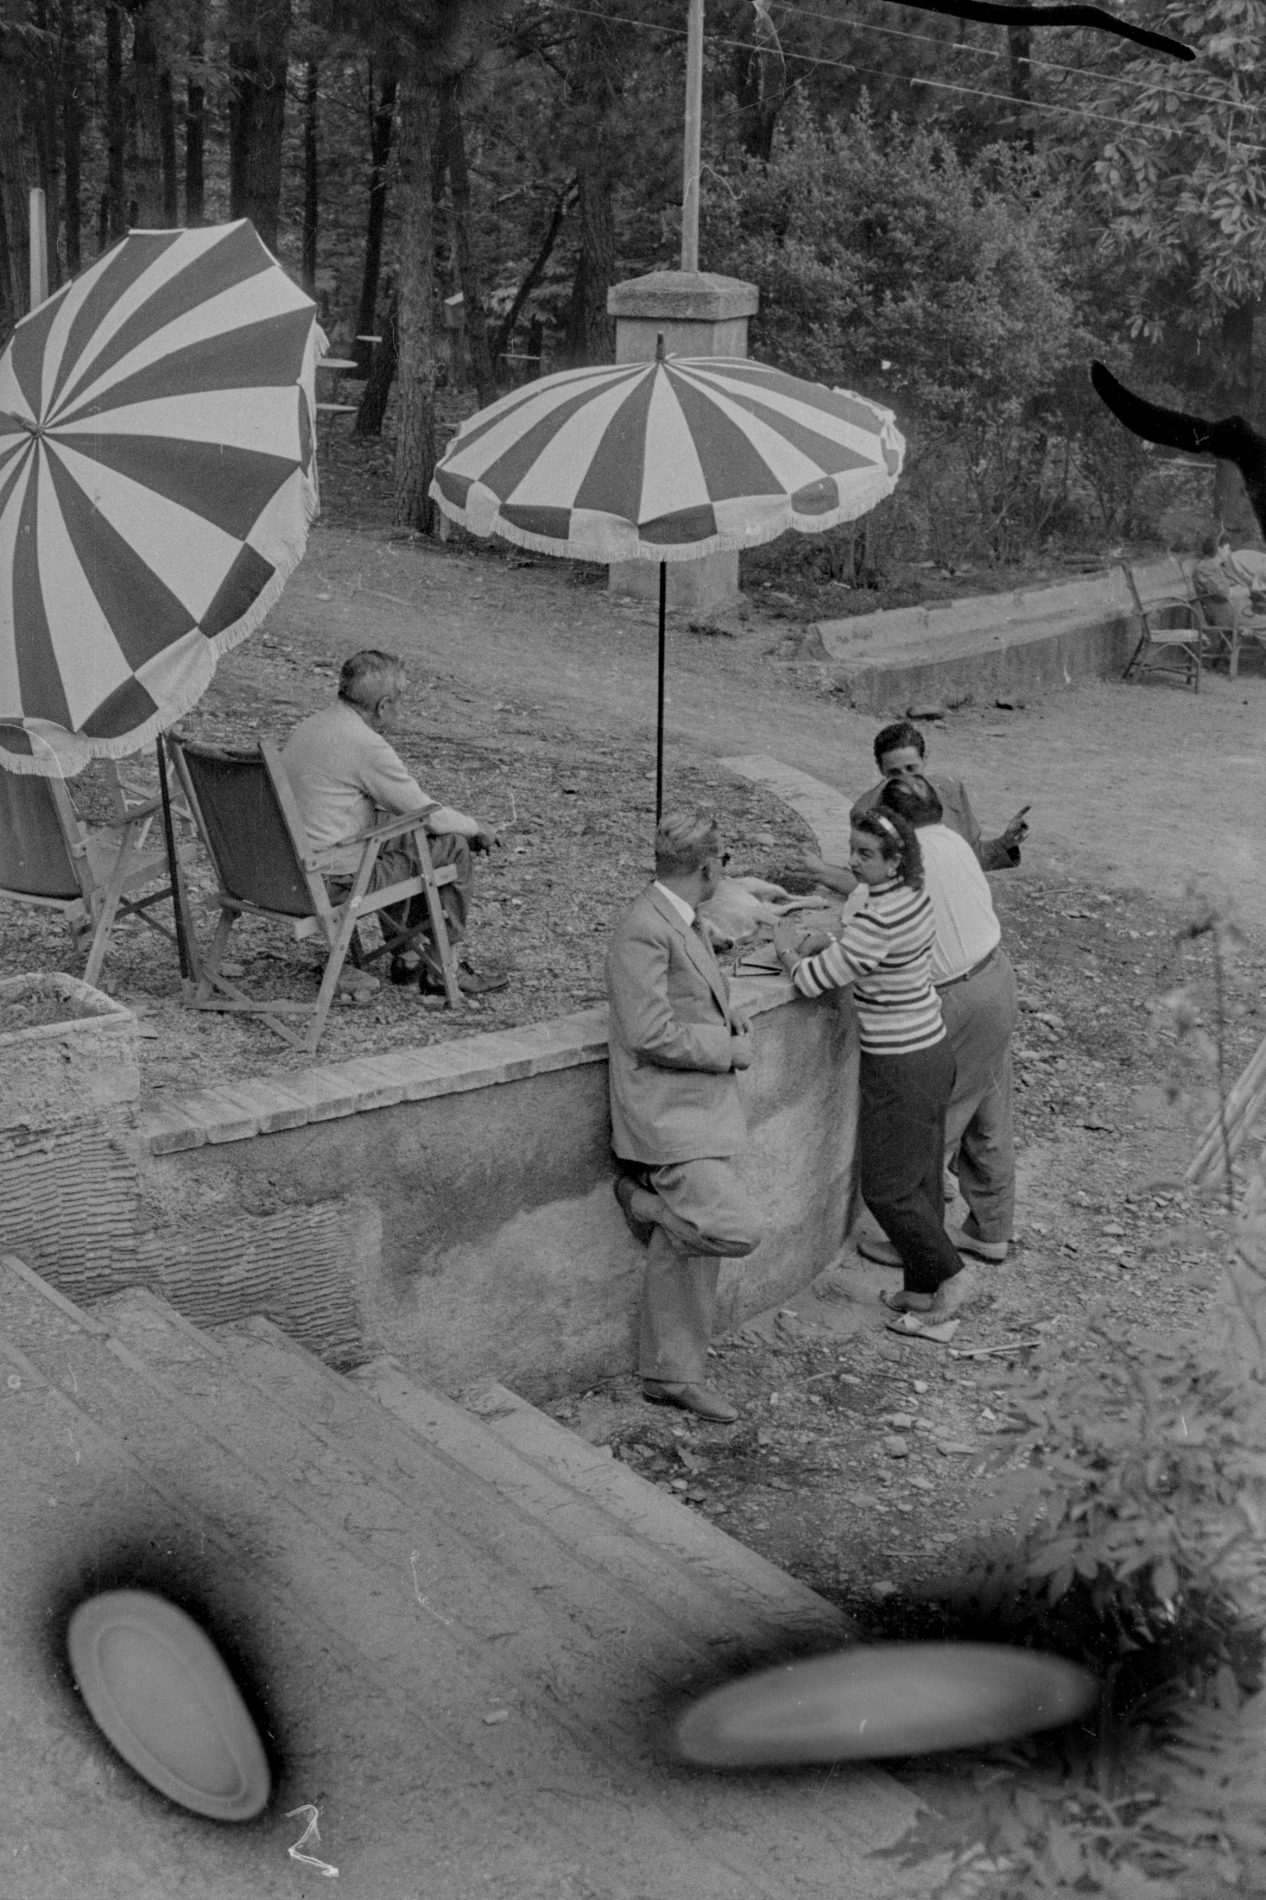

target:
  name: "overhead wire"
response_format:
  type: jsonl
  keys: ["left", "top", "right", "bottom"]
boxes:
{"left": 772, "top": 0, "right": 1266, "bottom": 117}
{"left": 543, "top": 1, "right": 1266, "bottom": 152}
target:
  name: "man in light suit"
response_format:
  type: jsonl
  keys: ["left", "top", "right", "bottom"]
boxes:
{"left": 606, "top": 812, "right": 762, "bottom": 1424}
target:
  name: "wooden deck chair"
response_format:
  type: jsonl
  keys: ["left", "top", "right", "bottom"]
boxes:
{"left": 1121, "top": 561, "right": 1203, "bottom": 690}
{"left": 0, "top": 764, "right": 187, "bottom": 987}
{"left": 165, "top": 732, "right": 460, "bottom": 1053}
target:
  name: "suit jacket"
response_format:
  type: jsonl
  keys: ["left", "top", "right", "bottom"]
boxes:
{"left": 852, "top": 772, "right": 1019, "bottom": 872}
{"left": 605, "top": 885, "right": 747, "bottom": 1165}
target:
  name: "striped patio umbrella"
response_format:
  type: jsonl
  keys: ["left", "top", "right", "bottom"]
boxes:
{"left": 0, "top": 219, "right": 321, "bottom": 778}
{"left": 430, "top": 350, "right": 904, "bottom": 815}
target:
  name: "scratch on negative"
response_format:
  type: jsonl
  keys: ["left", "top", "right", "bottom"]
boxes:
{"left": 410, "top": 1548, "right": 453, "bottom": 1625}
{"left": 285, "top": 1804, "right": 338, "bottom": 1878}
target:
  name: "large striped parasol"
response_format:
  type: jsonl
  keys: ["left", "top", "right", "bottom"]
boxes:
{"left": 431, "top": 350, "right": 903, "bottom": 815}
{"left": 0, "top": 219, "right": 321, "bottom": 778}
{"left": 431, "top": 352, "right": 903, "bottom": 561}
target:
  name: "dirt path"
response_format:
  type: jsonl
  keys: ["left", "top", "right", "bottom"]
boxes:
{"left": 266, "top": 524, "right": 1266, "bottom": 938}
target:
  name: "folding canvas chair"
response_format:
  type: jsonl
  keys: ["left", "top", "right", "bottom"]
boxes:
{"left": 0, "top": 764, "right": 186, "bottom": 987}
{"left": 165, "top": 732, "right": 460, "bottom": 1054}
{"left": 1121, "top": 562, "right": 1203, "bottom": 690}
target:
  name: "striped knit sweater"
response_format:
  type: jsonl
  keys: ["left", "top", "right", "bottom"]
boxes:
{"left": 790, "top": 877, "right": 945, "bottom": 1055}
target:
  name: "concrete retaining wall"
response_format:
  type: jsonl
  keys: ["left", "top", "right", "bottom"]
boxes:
{"left": 809, "top": 561, "right": 1165, "bottom": 712}
{"left": 122, "top": 980, "right": 857, "bottom": 1403}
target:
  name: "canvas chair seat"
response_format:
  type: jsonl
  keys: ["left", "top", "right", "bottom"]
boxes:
{"left": 0, "top": 763, "right": 188, "bottom": 988}
{"left": 165, "top": 732, "right": 460, "bottom": 1054}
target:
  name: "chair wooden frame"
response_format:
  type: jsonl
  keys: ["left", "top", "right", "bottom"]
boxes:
{"left": 1121, "top": 560, "right": 1203, "bottom": 691}
{"left": 166, "top": 732, "right": 461, "bottom": 1054}
{"left": 0, "top": 765, "right": 187, "bottom": 987}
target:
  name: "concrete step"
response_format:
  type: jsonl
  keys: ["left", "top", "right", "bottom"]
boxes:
{"left": 182, "top": 1315, "right": 931, "bottom": 1894}
{"left": 0, "top": 1274, "right": 522, "bottom": 1899}
{"left": 0, "top": 1257, "right": 939, "bottom": 1899}
{"left": 357, "top": 1358, "right": 846, "bottom": 1650}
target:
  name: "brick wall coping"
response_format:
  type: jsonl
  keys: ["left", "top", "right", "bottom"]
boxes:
{"left": 138, "top": 976, "right": 796, "bottom": 1156}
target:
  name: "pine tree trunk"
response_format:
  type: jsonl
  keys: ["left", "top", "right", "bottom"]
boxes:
{"left": 566, "top": 165, "right": 614, "bottom": 366}
{"left": 1007, "top": 25, "right": 1034, "bottom": 151}
{"left": 355, "top": 287, "right": 397, "bottom": 436}
{"left": 490, "top": 178, "right": 574, "bottom": 368}
{"left": 355, "top": 63, "right": 397, "bottom": 375}
{"left": 60, "top": 0, "right": 81, "bottom": 272}
{"left": 564, "top": 5, "right": 616, "bottom": 367}
{"left": 104, "top": 1, "right": 126, "bottom": 243}
{"left": 32, "top": 0, "right": 59, "bottom": 284}
{"left": 301, "top": 57, "right": 318, "bottom": 295}
{"left": 0, "top": 29, "right": 27, "bottom": 322}
{"left": 392, "top": 69, "right": 443, "bottom": 532}
{"left": 185, "top": 10, "right": 205, "bottom": 227}
{"left": 129, "top": 0, "right": 164, "bottom": 228}
{"left": 227, "top": 0, "right": 291, "bottom": 252}
{"left": 442, "top": 76, "right": 495, "bottom": 404}
{"left": 159, "top": 66, "right": 178, "bottom": 223}
{"left": 1216, "top": 300, "right": 1260, "bottom": 540}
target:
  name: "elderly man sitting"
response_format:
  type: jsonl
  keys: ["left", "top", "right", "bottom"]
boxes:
{"left": 1192, "top": 530, "right": 1266, "bottom": 619}
{"left": 281, "top": 648, "right": 505, "bottom": 997}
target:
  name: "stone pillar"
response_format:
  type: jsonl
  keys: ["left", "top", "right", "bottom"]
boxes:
{"left": 606, "top": 269, "right": 759, "bottom": 615}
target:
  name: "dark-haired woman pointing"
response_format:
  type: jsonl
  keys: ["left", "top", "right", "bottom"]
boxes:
{"left": 773, "top": 810, "right": 975, "bottom": 1317}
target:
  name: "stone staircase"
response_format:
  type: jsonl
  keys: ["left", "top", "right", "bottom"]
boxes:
{"left": 0, "top": 1253, "right": 943, "bottom": 1899}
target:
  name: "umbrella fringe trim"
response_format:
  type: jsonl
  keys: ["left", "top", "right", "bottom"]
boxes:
{"left": 432, "top": 473, "right": 899, "bottom": 565}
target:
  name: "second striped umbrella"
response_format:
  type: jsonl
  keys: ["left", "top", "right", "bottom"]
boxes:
{"left": 431, "top": 348, "right": 904, "bottom": 817}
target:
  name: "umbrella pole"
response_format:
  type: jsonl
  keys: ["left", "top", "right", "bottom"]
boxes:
{"left": 156, "top": 736, "right": 192, "bottom": 983}
{"left": 656, "top": 562, "right": 667, "bottom": 826}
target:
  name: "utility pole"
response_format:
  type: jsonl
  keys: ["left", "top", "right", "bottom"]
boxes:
{"left": 680, "top": 0, "right": 703, "bottom": 270}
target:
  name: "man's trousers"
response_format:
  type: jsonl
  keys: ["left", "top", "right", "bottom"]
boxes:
{"left": 622, "top": 1158, "right": 761, "bottom": 1383}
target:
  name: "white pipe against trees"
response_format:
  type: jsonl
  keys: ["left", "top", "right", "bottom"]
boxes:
{"left": 29, "top": 187, "right": 47, "bottom": 310}
{"left": 680, "top": 0, "right": 703, "bottom": 272}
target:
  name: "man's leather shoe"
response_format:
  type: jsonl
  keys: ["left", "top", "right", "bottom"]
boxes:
{"left": 642, "top": 1380, "right": 739, "bottom": 1423}
{"left": 420, "top": 964, "right": 509, "bottom": 997}
{"left": 856, "top": 1233, "right": 902, "bottom": 1268}
{"left": 948, "top": 1224, "right": 1009, "bottom": 1264}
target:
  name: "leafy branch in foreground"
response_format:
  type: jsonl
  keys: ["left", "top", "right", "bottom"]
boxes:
{"left": 889, "top": 889, "right": 1266, "bottom": 1896}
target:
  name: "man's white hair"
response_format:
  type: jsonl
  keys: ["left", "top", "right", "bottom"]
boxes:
{"left": 655, "top": 811, "right": 720, "bottom": 878}
{"left": 339, "top": 649, "right": 405, "bottom": 712}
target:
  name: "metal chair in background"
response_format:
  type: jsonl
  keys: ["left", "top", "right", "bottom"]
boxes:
{"left": 1121, "top": 561, "right": 1203, "bottom": 690}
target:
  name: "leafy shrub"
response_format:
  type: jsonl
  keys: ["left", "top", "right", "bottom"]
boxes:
{"left": 904, "top": 902, "right": 1266, "bottom": 1894}
{"left": 703, "top": 97, "right": 1080, "bottom": 564}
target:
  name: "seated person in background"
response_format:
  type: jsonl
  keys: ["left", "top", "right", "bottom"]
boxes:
{"left": 802, "top": 719, "right": 1029, "bottom": 895}
{"left": 1192, "top": 530, "right": 1266, "bottom": 619}
{"left": 281, "top": 648, "right": 505, "bottom": 996}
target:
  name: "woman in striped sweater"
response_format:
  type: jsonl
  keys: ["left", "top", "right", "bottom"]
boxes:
{"left": 772, "top": 810, "right": 975, "bottom": 1316}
